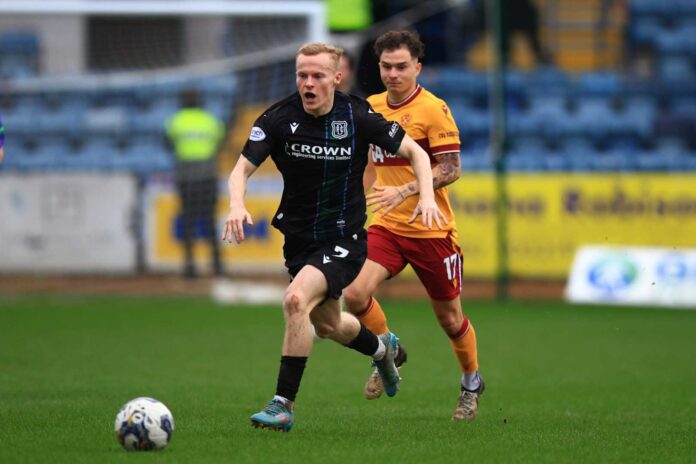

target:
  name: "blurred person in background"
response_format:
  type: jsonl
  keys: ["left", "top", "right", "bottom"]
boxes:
{"left": 165, "top": 87, "right": 225, "bottom": 279}
{"left": 337, "top": 51, "right": 365, "bottom": 97}
{"left": 463, "top": 0, "right": 552, "bottom": 66}
{"left": 222, "top": 43, "right": 444, "bottom": 432}
{"left": 326, "top": 0, "right": 373, "bottom": 33}
{"left": 342, "top": 30, "right": 484, "bottom": 421}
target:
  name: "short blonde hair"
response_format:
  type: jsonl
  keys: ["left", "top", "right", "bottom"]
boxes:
{"left": 296, "top": 43, "right": 343, "bottom": 70}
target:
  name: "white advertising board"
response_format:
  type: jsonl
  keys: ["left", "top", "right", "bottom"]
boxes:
{"left": 0, "top": 173, "right": 137, "bottom": 273}
{"left": 565, "top": 245, "right": 696, "bottom": 309}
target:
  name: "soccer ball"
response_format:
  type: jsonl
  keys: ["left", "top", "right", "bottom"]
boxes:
{"left": 114, "top": 397, "right": 174, "bottom": 451}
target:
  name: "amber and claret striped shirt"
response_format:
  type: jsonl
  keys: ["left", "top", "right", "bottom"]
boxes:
{"left": 367, "top": 85, "right": 461, "bottom": 239}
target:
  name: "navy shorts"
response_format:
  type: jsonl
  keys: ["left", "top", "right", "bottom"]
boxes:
{"left": 283, "top": 229, "right": 367, "bottom": 300}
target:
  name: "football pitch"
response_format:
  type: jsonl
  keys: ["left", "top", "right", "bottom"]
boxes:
{"left": 1, "top": 294, "right": 694, "bottom": 463}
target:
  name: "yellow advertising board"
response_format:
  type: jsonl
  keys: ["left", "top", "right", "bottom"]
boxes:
{"left": 145, "top": 181, "right": 285, "bottom": 271}
{"left": 452, "top": 173, "right": 696, "bottom": 278}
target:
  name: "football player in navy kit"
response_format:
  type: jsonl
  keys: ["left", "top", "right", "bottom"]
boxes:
{"left": 222, "top": 43, "right": 444, "bottom": 432}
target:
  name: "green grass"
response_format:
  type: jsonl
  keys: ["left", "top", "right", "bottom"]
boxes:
{"left": 1, "top": 295, "right": 695, "bottom": 463}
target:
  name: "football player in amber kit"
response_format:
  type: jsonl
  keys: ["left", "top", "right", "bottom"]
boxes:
{"left": 343, "top": 31, "right": 484, "bottom": 421}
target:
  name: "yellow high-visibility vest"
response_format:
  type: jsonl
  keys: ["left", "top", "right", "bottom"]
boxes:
{"left": 327, "top": 0, "right": 372, "bottom": 32}
{"left": 165, "top": 108, "right": 224, "bottom": 161}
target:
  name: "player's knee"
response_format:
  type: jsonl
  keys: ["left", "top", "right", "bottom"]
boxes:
{"left": 437, "top": 313, "right": 461, "bottom": 336}
{"left": 342, "top": 285, "right": 369, "bottom": 313}
{"left": 282, "top": 291, "right": 306, "bottom": 316}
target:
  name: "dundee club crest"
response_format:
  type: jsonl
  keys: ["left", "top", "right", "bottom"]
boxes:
{"left": 331, "top": 121, "right": 348, "bottom": 139}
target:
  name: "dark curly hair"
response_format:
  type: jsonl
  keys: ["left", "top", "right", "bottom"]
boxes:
{"left": 373, "top": 30, "right": 425, "bottom": 61}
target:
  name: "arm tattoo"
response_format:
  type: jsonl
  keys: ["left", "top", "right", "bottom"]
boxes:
{"left": 432, "top": 152, "right": 461, "bottom": 190}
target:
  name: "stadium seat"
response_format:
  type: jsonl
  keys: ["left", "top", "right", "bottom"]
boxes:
{"left": 510, "top": 136, "right": 548, "bottom": 153}
{"left": 577, "top": 72, "right": 621, "bottom": 98}
{"left": 84, "top": 107, "right": 129, "bottom": 135}
{"left": 635, "top": 151, "right": 669, "bottom": 171}
{"left": 525, "top": 66, "right": 570, "bottom": 96}
{"left": 590, "top": 152, "right": 636, "bottom": 172}
{"left": 204, "top": 98, "right": 232, "bottom": 122}
{"left": 544, "top": 155, "right": 571, "bottom": 171}
{"left": 670, "top": 97, "right": 696, "bottom": 118}
{"left": 116, "top": 140, "right": 174, "bottom": 174}
{"left": 505, "top": 149, "right": 546, "bottom": 171}
{"left": 630, "top": 17, "right": 662, "bottom": 46}
{"left": 456, "top": 109, "right": 489, "bottom": 139}
{"left": 659, "top": 57, "right": 694, "bottom": 82}
{"left": 13, "top": 142, "right": 72, "bottom": 171}
{"left": 561, "top": 136, "right": 596, "bottom": 156}
{"left": 630, "top": 0, "right": 666, "bottom": 16}
{"left": 459, "top": 151, "right": 492, "bottom": 171}
{"left": 75, "top": 138, "right": 121, "bottom": 170}
{"left": 198, "top": 75, "right": 239, "bottom": 99}
{"left": 615, "top": 97, "right": 656, "bottom": 140}
{"left": 574, "top": 98, "right": 615, "bottom": 138}
{"left": 130, "top": 100, "right": 178, "bottom": 134}
{"left": 566, "top": 154, "right": 595, "bottom": 172}
{"left": 525, "top": 95, "right": 570, "bottom": 138}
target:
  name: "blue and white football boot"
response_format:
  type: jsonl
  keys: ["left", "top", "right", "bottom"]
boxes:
{"left": 371, "top": 332, "right": 401, "bottom": 397}
{"left": 250, "top": 398, "right": 294, "bottom": 432}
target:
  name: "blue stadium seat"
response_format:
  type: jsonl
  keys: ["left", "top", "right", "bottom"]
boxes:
{"left": 544, "top": 154, "right": 571, "bottom": 171}
{"left": 635, "top": 151, "right": 669, "bottom": 171}
{"left": 561, "top": 136, "right": 596, "bottom": 155}
{"left": 526, "top": 66, "right": 570, "bottom": 96}
{"left": 455, "top": 108, "right": 489, "bottom": 138}
{"left": 577, "top": 72, "right": 621, "bottom": 97}
{"left": 566, "top": 154, "right": 595, "bottom": 172}
{"left": 655, "top": 136, "right": 689, "bottom": 153}
{"left": 12, "top": 142, "right": 72, "bottom": 171}
{"left": 116, "top": 140, "right": 174, "bottom": 174}
{"left": 665, "top": 152, "right": 696, "bottom": 171}
{"left": 83, "top": 107, "right": 129, "bottom": 135}
{"left": 614, "top": 97, "right": 656, "bottom": 139}
{"left": 2, "top": 108, "right": 35, "bottom": 134}
{"left": 676, "top": 0, "right": 696, "bottom": 15}
{"left": 606, "top": 136, "right": 642, "bottom": 152}
{"left": 204, "top": 98, "right": 232, "bottom": 122}
{"left": 459, "top": 151, "right": 492, "bottom": 171}
{"left": 574, "top": 98, "right": 614, "bottom": 137}
{"left": 655, "top": 27, "right": 696, "bottom": 55}
{"left": 590, "top": 152, "right": 636, "bottom": 172}
{"left": 671, "top": 97, "right": 696, "bottom": 117}
{"left": 659, "top": 57, "right": 694, "bottom": 82}
{"left": 36, "top": 102, "right": 86, "bottom": 135}
{"left": 130, "top": 100, "right": 178, "bottom": 134}
{"left": 669, "top": 152, "right": 696, "bottom": 170}
{"left": 74, "top": 138, "right": 120, "bottom": 170}
{"left": 507, "top": 107, "right": 541, "bottom": 136}
{"left": 428, "top": 67, "right": 488, "bottom": 97}
{"left": 511, "top": 136, "right": 547, "bottom": 153}
{"left": 630, "top": 17, "right": 662, "bottom": 46}
{"left": 525, "top": 95, "right": 570, "bottom": 137}
{"left": 505, "top": 149, "right": 546, "bottom": 171}
{"left": 198, "top": 75, "right": 238, "bottom": 99}
{"left": 630, "top": 0, "right": 667, "bottom": 16}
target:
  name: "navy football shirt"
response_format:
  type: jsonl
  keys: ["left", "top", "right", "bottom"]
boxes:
{"left": 242, "top": 92, "right": 406, "bottom": 241}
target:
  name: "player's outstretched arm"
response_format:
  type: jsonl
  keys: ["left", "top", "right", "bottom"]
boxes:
{"left": 394, "top": 135, "right": 447, "bottom": 229}
{"left": 223, "top": 155, "right": 258, "bottom": 244}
